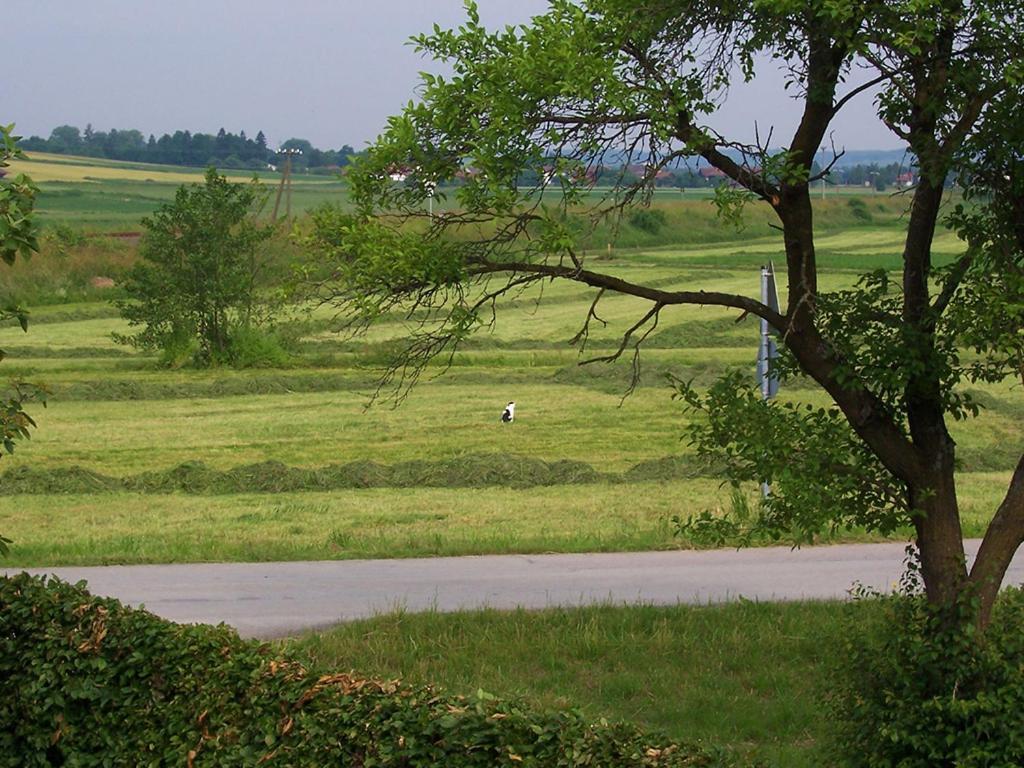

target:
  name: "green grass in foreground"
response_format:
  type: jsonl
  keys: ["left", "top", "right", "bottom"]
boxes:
{"left": 290, "top": 600, "right": 874, "bottom": 768}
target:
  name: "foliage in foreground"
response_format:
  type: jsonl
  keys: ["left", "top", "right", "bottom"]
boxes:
{"left": 0, "top": 123, "right": 44, "bottom": 554}
{"left": 828, "top": 576, "right": 1024, "bottom": 767}
{"left": 0, "top": 574, "right": 731, "bottom": 767}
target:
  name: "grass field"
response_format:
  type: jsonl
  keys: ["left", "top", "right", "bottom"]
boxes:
{"left": 11, "top": 152, "right": 348, "bottom": 229}
{"left": 289, "top": 599, "right": 877, "bottom": 767}
{"left": 14, "top": 150, "right": 912, "bottom": 233}
{"left": 0, "top": 199, "right": 1017, "bottom": 567}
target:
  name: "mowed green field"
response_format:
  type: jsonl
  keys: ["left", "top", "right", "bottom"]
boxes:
{"left": 16, "top": 150, "right": 893, "bottom": 232}
{"left": 13, "top": 152, "right": 349, "bottom": 229}
{"left": 0, "top": 213, "right": 1018, "bottom": 567}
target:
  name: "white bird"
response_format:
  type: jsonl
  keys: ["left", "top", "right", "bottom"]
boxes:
{"left": 501, "top": 401, "right": 515, "bottom": 423}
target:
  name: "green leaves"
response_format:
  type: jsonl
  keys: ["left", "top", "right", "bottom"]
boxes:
{"left": 829, "top": 587, "right": 1024, "bottom": 765}
{"left": 0, "top": 575, "right": 730, "bottom": 766}
{"left": 673, "top": 372, "right": 907, "bottom": 545}
{"left": 0, "top": 124, "right": 39, "bottom": 267}
{"left": 0, "top": 124, "right": 42, "bottom": 544}
{"left": 114, "top": 168, "right": 277, "bottom": 366}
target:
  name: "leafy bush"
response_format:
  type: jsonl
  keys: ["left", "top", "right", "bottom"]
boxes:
{"left": 827, "top": 578, "right": 1024, "bottom": 767}
{"left": 114, "top": 169, "right": 277, "bottom": 366}
{"left": 227, "top": 324, "right": 294, "bottom": 368}
{"left": 0, "top": 574, "right": 731, "bottom": 767}
{"left": 627, "top": 207, "right": 668, "bottom": 234}
{"left": 153, "top": 323, "right": 293, "bottom": 369}
{"left": 846, "top": 197, "right": 873, "bottom": 223}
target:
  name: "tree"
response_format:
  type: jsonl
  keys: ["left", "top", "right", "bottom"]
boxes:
{"left": 47, "top": 124, "right": 82, "bottom": 154}
{"left": 308, "top": 1, "right": 1024, "bottom": 629}
{"left": 280, "top": 138, "right": 313, "bottom": 170}
{"left": 0, "top": 123, "right": 43, "bottom": 554}
{"left": 115, "top": 168, "right": 275, "bottom": 365}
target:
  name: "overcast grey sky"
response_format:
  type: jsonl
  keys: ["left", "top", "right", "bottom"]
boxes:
{"left": 7, "top": 1, "right": 900, "bottom": 151}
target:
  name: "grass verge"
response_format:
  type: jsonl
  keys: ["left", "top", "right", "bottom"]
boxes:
{"left": 289, "top": 599, "right": 877, "bottom": 767}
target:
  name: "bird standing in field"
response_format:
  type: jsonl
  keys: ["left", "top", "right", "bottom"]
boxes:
{"left": 501, "top": 401, "right": 515, "bottom": 423}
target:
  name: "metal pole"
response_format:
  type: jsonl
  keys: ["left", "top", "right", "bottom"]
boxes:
{"left": 284, "top": 153, "right": 292, "bottom": 219}
{"left": 425, "top": 180, "right": 437, "bottom": 219}
{"left": 272, "top": 165, "right": 285, "bottom": 221}
{"left": 760, "top": 265, "right": 771, "bottom": 499}
{"left": 760, "top": 266, "right": 770, "bottom": 399}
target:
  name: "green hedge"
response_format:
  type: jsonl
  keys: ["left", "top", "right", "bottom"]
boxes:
{"left": 828, "top": 587, "right": 1024, "bottom": 767}
{"left": 0, "top": 574, "right": 730, "bottom": 767}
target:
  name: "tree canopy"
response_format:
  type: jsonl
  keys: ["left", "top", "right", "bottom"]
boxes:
{"left": 115, "top": 168, "right": 277, "bottom": 366}
{"left": 308, "top": 0, "right": 1024, "bottom": 628}
{"left": 20, "top": 124, "right": 356, "bottom": 172}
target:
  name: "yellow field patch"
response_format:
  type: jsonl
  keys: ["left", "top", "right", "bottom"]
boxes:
{"left": 9, "top": 152, "right": 256, "bottom": 184}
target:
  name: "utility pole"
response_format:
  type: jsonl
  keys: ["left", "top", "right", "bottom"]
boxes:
{"left": 757, "top": 262, "right": 781, "bottom": 498}
{"left": 272, "top": 147, "right": 302, "bottom": 221}
{"left": 425, "top": 180, "right": 437, "bottom": 219}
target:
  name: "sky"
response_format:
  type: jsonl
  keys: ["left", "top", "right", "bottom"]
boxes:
{"left": 6, "top": 0, "right": 901, "bottom": 152}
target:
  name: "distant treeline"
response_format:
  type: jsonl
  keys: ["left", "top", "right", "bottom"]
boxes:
{"left": 21, "top": 125, "right": 356, "bottom": 173}
{"left": 513, "top": 160, "right": 914, "bottom": 191}
{"left": 21, "top": 124, "right": 914, "bottom": 190}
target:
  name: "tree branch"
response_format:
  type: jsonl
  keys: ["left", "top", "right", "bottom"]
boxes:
{"left": 581, "top": 302, "right": 664, "bottom": 400}
{"left": 569, "top": 288, "right": 608, "bottom": 350}
{"left": 969, "top": 453, "right": 1024, "bottom": 627}
{"left": 928, "top": 248, "right": 975, "bottom": 326}
{"left": 831, "top": 70, "right": 894, "bottom": 116}
{"left": 470, "top": 260, "right": 787, "bottom": 329}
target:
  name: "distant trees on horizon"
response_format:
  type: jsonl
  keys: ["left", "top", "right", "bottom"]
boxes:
{"left": 20, "top": 124, "right": 913, "bottom": 190}
{"left": 20, "top": 124, "right": 356, "bottom": 173}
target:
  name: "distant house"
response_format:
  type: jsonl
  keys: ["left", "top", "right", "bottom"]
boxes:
{"left": 698, "top": 165, "right": 762, "bottom": 187}
{"left": 895, "top": 171, "right": 915, "bottom": 188}
{"left": 386, "top": 164, "right": 415, "bottom": 183}
{"left": 542, "top": 164, "right": 597, "bottom": 185}
{"left": 699, "top": 166, "right": 728, "bottom": 180}
{"left": 624, "top": 164, "right": 673, "bottom": 183}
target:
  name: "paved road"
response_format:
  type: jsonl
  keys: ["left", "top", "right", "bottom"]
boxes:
{"left": 7, "top": 540, "right": 1023, "bottom": 639}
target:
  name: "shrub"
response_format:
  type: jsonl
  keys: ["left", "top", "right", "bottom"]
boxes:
{"left": 846, "top": 197, "right": 873, "bottom": 223}
{"left": 827, "top": 580, "right": 1024, "bottom": 767}
{"left": 627, "top": 207, "right": 668, "bottom": 234}
{"left": 227, "top": 324, "right": 294, "bottom": 368}
{"left": 0, "top": 574, "right": 731, "bottom": 767}
{"left": 114, "top": 169, "right": 276, "bottom": 366}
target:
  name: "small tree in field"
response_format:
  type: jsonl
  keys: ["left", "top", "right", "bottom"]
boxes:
{"left": 116, "top": 168, "right": 275, "bottom": 365}
{"left": 0, "top": 122, "right": 43, "bottom": 554}
{"left": 307, "top": 0, "right": 1023, "bottom": 633}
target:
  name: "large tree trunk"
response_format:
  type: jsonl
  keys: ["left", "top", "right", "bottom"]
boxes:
{"left": 909, "top": 461, "right": 968, "bottom": 607}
